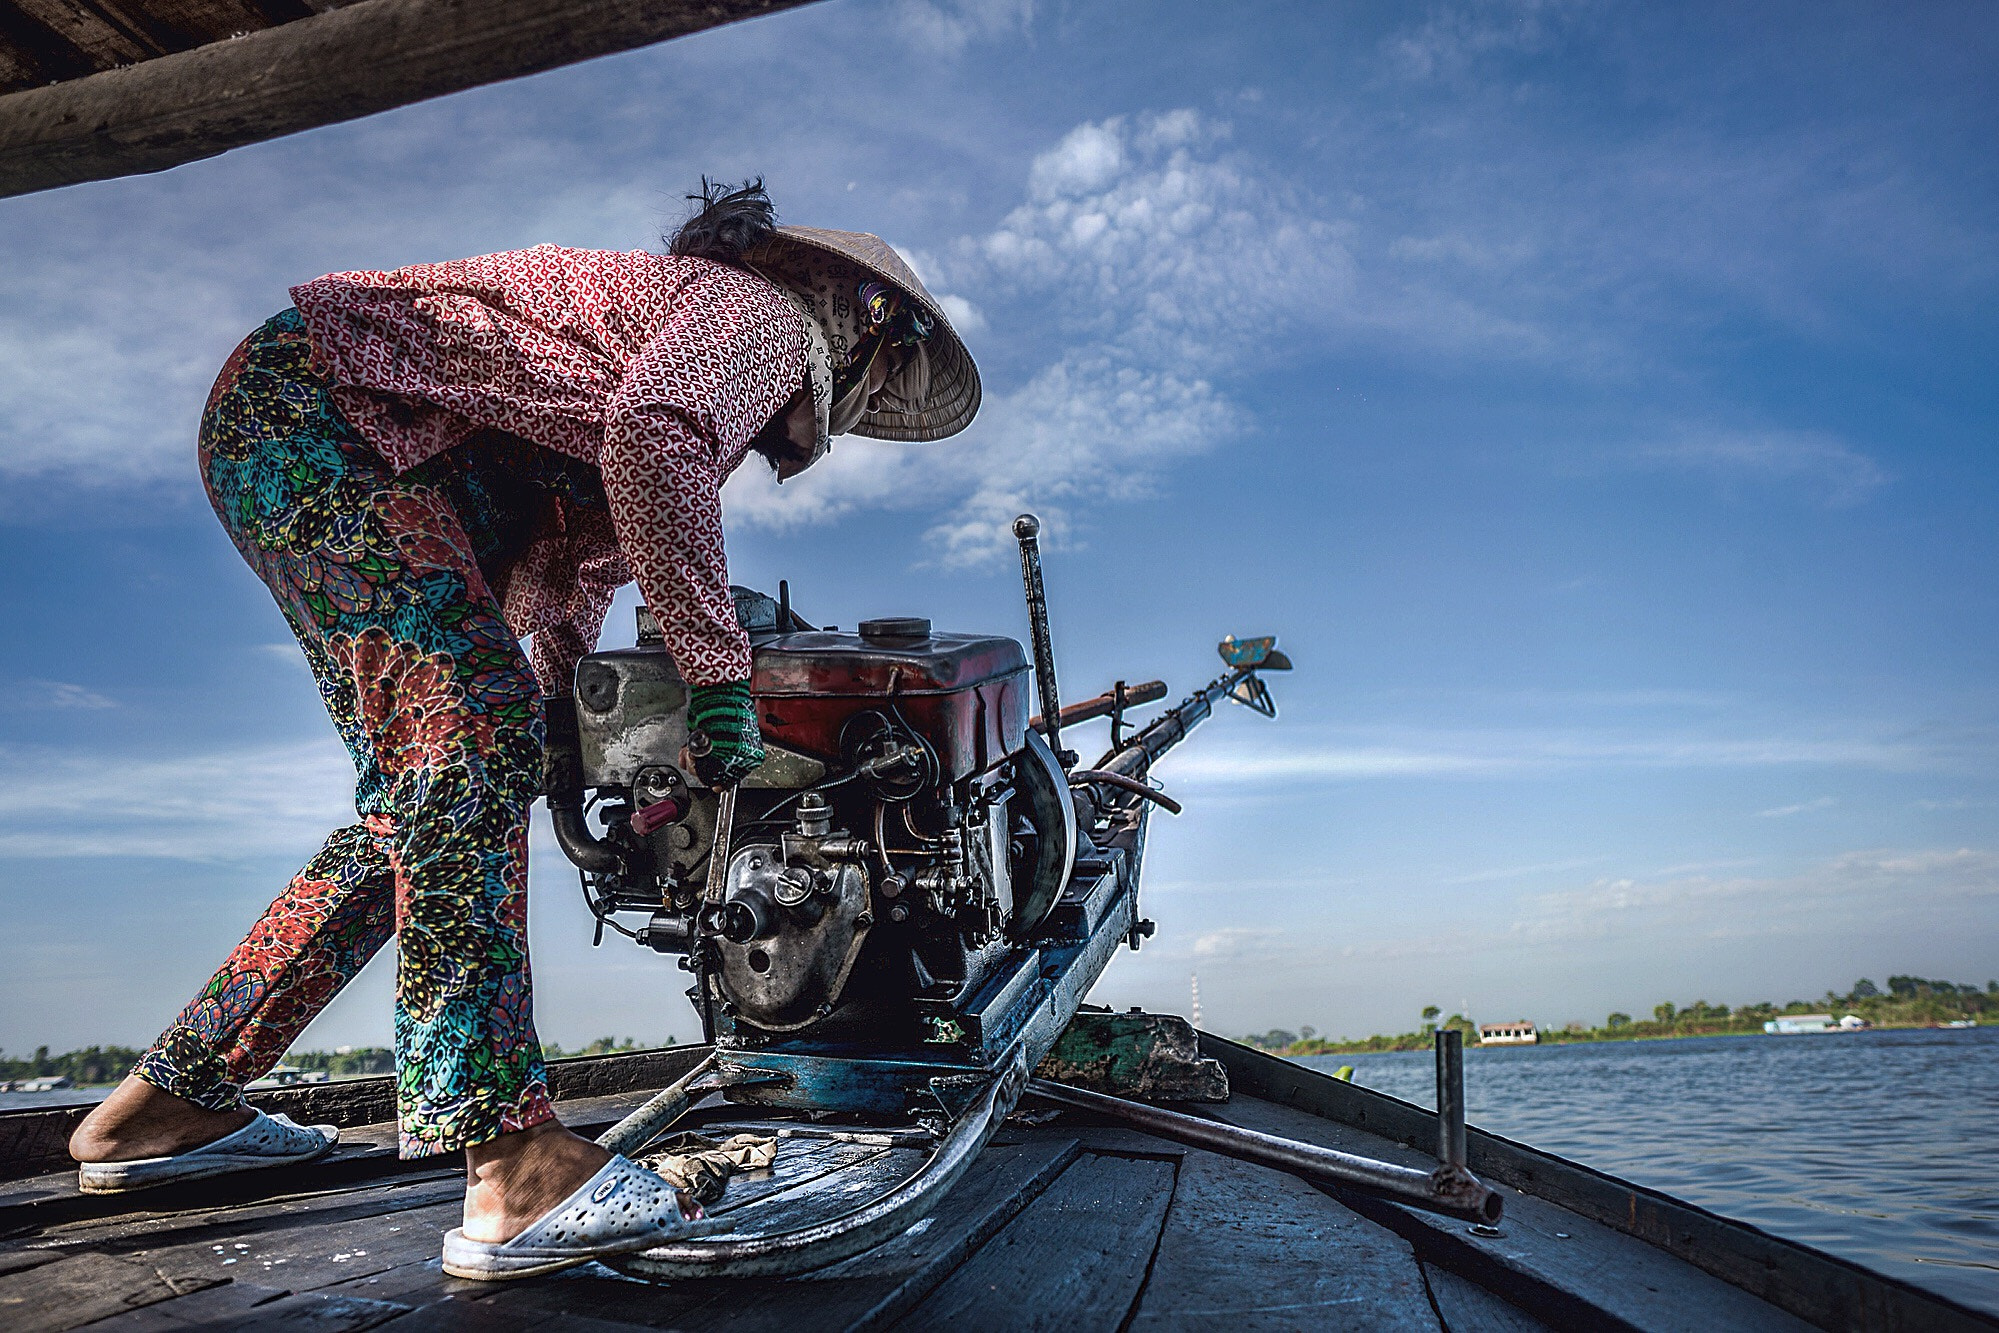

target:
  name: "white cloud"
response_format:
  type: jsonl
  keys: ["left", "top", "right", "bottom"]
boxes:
{"left": 1190, "top": 926, "right": 1284, "bottom": 961}
{"left": 1758, "top": 796, "right": 1837, "bottom": 818}
{"left": 890, "top": 0, "right": 1035, "bottom": 57}
{"left": 934, "top": 293, "right": 986, "bottom": 333}
{"left": 1384, "top": 0, "right": 1570, "bottom": 83}
{"left": 971, "top": 111, "right": 1353, "bottom": 363}
{"left": 1443, "top": 856, "right": 1607, "bottom": 885}
{"left": 13, "top": 681, "right": 118, "bottom": 710}
{"left": 0, "top": 740, "right": 356, "bottom": 862}
{"left": 1632, "top": 430, "right": 1890, "bottom": 507}
{"left": 1164, "top": 723, "right": 1974, "bottom": 786}
{"left": 1914, "top": 796, "right": 1991, "bottom": 811}
{"left": 1026, "top": 120, "right": 1128, "bottom": 200}
{"left": 728, "top": 109, "right": 1350, "bottom": 563}
{"left": 1516, "top": 847, "right": 1999, "bottom": 946}
{"left": 1145, "top": 846, "right": 1996, "bottom": 979}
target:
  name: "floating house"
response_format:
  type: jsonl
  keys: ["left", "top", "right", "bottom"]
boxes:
{"left": 8, "top": 1077, "right": 72, "bottom": 1092}
{"left": 1478, "top": 1021, "right": 1539, "bottom": 1045}
{"left": 1764, "top": 1014, "right": 1836, "bottom": 1034}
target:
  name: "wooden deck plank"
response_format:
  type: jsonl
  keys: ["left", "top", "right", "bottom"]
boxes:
{"left": 85, "top": 1281, "right": 411, "bottom": 1330}
{"left": 664, "top": 1134, "right": 1084, "bottom": 1332}
{"left": 375, "top": 1291, "right": 657, "bottom": 1331}
{"left": 0, "top": 1248, "right": 223, "bottom": 1332}
{"left": 1210, "top": 1097, "right": 1817, "bottom": 1333}
{"left": 1422, "top": 1261, "right": 1556, "bottom": 1333}
{"left": 0, "top": 1245, "right": 60, "bottom": 1275}
{"left": 452, "top": 1267, "right": 725, "bottom": 1330}
{"left": 73, "top": 1279, "right": 295, "bottom": 1329}
{"left": 323, "top": 1257, "right": 478, "bottom": 1309}
{"left": 1126, "top": 1149, "right": 1442, "bottom": 1331}
{"left": 33, "top": 1171, "right": 463, "bottom": 1249}
{"left": 105, "top": 1195, "right": 464, "bottom": 1292}
{"left": 889, "top": 1153, "right": 1176, "bottom": 1333}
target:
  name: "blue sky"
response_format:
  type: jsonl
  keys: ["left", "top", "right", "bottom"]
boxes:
{"left": 1, "top": 0, "right": 1994, "bottom": 1054}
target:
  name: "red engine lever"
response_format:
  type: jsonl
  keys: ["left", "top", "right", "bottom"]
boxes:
{"left": 630, "top": 796, "right": 688, "bottom": 837}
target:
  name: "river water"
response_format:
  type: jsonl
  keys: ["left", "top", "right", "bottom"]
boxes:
{"left": 1298, "top": 1025, "right": 1998, "bottom": 1316}
{"left": 0, "top": 1086, "right": 112, "bottom": 1111}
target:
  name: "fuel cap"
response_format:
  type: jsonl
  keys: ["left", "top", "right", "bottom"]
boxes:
{"left": 859, "top": 617, "right": 931, "bottom": 640}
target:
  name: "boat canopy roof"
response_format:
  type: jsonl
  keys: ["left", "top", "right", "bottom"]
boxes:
{"left": 0, "top": 0, "right": 817, "bottom": 199}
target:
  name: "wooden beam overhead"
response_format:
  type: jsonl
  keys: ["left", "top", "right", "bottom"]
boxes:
{"left": 0, "top": 0, "right": 820, "bottom": 199}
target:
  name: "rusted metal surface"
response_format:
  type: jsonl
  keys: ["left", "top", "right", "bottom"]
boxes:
{"left": 1034, "top": 1010, "right": 1227, "bottom": 1102}
{"left": 1012, "top": 515, "right": 1068, "bottom": 762}
{"left": 748, "top": 629, "right": 1028, "bottom": 781}
{"left": 1030, "top": 680, "right": 1167, "bottom": 733}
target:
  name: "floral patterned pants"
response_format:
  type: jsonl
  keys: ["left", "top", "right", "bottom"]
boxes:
{"left": 132, "top": 310, "right": 569, "bottom": 1156}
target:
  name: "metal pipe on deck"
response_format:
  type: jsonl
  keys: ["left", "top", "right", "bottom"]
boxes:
{"left": 597, "top": 1054, "right": 717, "bottom": 1155}
{"left": 1436, "top": 1028, "right": 1467, "bottom": 1170}
{"left": 1098, "top": 665, "right": 1252, "bottom": 780}
{"left": 1025, "top": 1078, "right": 1504, "bottom": 1224}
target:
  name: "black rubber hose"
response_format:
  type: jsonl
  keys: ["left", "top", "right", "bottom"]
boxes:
{"left": 1069, "top": 768, "right": 1183, "bottom": 815}
{"left": 543, "top": 696, "right": 621, "bottom": 873}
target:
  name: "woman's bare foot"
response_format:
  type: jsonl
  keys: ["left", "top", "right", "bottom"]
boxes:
{"left": 460, "top": 1121, "right": 617, "bottom": 1244}
{"left": 70, "top": 1077, "right": 256, "bottom": 1163}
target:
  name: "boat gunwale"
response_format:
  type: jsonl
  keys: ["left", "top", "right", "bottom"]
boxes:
{"left": 1204, "top": 1033, "right": 1996, "bottom": 1333}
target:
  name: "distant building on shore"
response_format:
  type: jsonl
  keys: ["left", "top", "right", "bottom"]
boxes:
{"left": 1479, "top": 1022, "right": 1538, "bottom": 1045}
{"left": 1765, "top": 1014, "right": 1838, "bottom": 1034}
{"left": 0, "top": 1076, "right": 73, "bottom": 1092}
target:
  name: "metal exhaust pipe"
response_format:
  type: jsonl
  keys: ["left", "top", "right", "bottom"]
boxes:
{"left": 1013, "top": 514, "right": 1068, "bottom": 765}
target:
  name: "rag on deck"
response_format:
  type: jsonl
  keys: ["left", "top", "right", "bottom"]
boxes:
{"left": 637, "top": 1132, "right": 780, "bottom": 1204}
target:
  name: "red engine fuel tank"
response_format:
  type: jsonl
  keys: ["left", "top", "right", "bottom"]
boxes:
{"left": 751, "top": 619, "right": 1029, "bottom": 781}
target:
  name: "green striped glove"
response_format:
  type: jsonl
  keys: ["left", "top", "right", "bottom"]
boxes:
{"left": 687, "top": 680, "right": 764, "bottom": 788}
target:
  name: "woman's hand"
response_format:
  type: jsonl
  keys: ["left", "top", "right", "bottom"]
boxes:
{"left": 686, "top": 680, "right": 764, "bottom": 788}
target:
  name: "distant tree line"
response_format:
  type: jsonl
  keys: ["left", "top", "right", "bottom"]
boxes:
{"left": 1242, "top": 976, "right": 1996, "bottom": 1056}
{"left": 2, "top": 1034, "right": 678, "bottom": 1086}
{"left": 0, "top": 1045, "right": 146, "bottom": 1084}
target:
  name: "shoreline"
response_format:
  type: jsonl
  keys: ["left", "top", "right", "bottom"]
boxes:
{"left": 1275, "top": 1017, "right": 1978, "bottom": 1058}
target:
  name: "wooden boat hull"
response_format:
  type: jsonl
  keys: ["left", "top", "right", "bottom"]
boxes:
{"left": 1, "top": 1035, "right": 1992, "bottom": 1331}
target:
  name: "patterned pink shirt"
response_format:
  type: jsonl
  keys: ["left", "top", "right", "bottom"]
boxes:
{"left": 291, "top": 245, "right": 805, "bottom": 693}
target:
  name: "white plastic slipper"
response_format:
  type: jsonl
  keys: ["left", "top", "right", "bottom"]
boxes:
{"left": 441, "top": 1154, "right": 709, "bottom": 1281}
{"left": 77, "top": 1109, "right": 338, "bottom": 1194}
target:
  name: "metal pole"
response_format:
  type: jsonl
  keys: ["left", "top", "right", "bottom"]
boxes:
{"left": 1013, "top": 515, "right": 1067, "bottom": 763}
{"left": 597, "top": 1054, "right": 717, "bottom": 1156}
{"left": 1435, "top": 1028, "right": 1467, "bottom": 1171}
{"left": 1026, "top": 1078, "right": 1501, "bottom": 1224}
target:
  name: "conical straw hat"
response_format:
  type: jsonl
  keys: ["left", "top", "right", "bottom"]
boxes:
{"left": 745, "top": 225, "right": 981, "bottom": 443}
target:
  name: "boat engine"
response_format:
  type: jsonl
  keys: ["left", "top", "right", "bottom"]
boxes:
{"left": 552, "top": 584, "right": 1081, "bottom": 1044}
{"left": 552, "top": 514, "right": 1289, "bottom": 1081}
